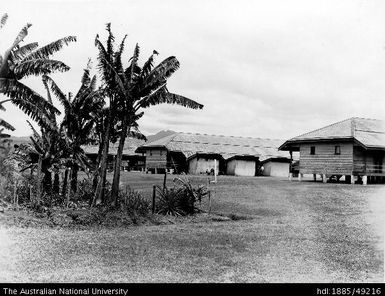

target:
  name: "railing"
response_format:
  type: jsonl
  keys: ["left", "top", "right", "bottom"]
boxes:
{"left": 353, "top": 164, "right": 384, "bottom": 175}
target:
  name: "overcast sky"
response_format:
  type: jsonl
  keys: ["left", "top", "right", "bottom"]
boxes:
{"left": 1, "top": 0, "right": 385, "bottom": 140}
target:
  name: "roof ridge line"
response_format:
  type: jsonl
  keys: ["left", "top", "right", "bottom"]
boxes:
{"left": 292, "top": 117, "right": 353, "bottom": 139}
{"left": 175, "top": 131, "right": 283, "bottom": 141}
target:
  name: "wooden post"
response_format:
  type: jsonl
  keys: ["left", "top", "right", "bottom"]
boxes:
{"left": 207, "top": 178, "right": 211, "bottom": 214}
{"left": 152, "top": 185, "right": 156, "bottom": 214}
{"left": 13, "top": 180, "right": 18, "bottom": 211}
{"left": 322, "top": 174, "right": 327, "bottom": 183}
{"left": 289, "top": 173, "right": 293, "bottom": 181}
{"left": 163, "top": 171, "right": 167, "bottom": 191}
{"left": 362, "top": 175, "right": 367, "bottom": 186}
{"left": 298, "top": 173, "right": 302, "bottom": 182}
{"left": 350, "top": 175, "right": 355, "bottom": 184}
{"left": 213, "top": 159, "right": 218, "bottom": 183}
{"left": 66, "top": 168, "right": 72, "bottom": 207}
{"left": 313, "top": 174, "right": 317, "bottom": 182}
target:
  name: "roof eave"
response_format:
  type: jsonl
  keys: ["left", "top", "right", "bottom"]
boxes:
{"left": 279, "top": 137, "right": 355, "bottom": 151}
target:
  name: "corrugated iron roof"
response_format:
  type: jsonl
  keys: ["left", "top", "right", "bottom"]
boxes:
{"left": 279, "top": 117, "right": 385, "bottom": 150}
{"left": 136, "top": 132, "right": 291, "bottom": 161}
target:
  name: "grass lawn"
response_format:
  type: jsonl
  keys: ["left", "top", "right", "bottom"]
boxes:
{"left": 0, "top": 172, "right": 384, "bottom": 282}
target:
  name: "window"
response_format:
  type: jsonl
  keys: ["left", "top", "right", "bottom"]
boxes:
{"left": 335, "top": 146, "right": 341, "bottom": 155}
{"left": 160, "top": 150, "right": 163, "bottom": 156}
{"left": 310, "top": 146, "right": 315, "bottom": 155}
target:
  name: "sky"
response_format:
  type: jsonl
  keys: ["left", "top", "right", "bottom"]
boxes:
{"left": 1, "top": 0, "right": 385, "bottom": 140}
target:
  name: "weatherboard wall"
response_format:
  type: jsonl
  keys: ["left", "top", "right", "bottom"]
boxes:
{"left": 299, "top": 142, "right": 354, "bottom": 175}
{"left": 145, "top": 148, "right": 168, "bottom": 169}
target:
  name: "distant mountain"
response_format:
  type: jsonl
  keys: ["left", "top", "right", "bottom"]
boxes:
{"left": 146, "top": 130, "right": 176, "bottom": 143}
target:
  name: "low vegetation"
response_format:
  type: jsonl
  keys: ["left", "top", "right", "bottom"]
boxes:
{"left": 0, "top": 175, "right": 383, "bottom": 282}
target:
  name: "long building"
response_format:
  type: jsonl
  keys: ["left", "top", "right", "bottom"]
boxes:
{"left": 135, "top": 132, "right": 293, "bottom": 176}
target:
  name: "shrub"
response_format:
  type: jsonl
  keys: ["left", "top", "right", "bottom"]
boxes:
{"left": 119, "top": 187, "right": 150, "bottom": 221}
{"left": 155, "top": 186, "right": 186, "bottom": 216}
{"left": 155, "top": 176, "right": 209, "bottom": 216}
{"left": 74, "top": 177, "right": 95, "bottom": 204}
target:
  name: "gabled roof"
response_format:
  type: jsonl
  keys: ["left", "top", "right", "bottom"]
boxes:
{"left": 136, "top": 132, "right": 291, "bottom": 161}
{"left": 279, "top": 117, "right": 385, "bottom": 151}
{"left": 83, "top": 137, "right": 146, "bottom": 156}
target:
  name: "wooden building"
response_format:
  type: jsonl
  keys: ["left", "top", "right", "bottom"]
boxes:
{"left": 279, "top": 117, "right": 385, "bottom": 184}
{"left": 136, "top": 132, "right": 292, "bottom": 176}
{"left": 83, "top": 137, "right": 146, "bottom": 172}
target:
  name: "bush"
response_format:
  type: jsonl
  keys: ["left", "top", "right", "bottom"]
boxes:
{"left": 155, "top": 176, "right": 209, "bottom": 216}
{"left": 155, "top": 186, "right": 186, "bottom": 216}
{"left": 74, "top": 177, "right": 95, "bottom": 203}
{"left": 119, "top": 187, "right": 150, "bottom": 222}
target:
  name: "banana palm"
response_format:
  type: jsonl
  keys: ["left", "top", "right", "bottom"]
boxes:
{"left": 0, "top": 13, "right": 76, "bottom": 127}
{"left": 43, "top": 62, "right": 105, "bottom": 194}
{"left": 94, "top": 24, "right": 203, "bottom": 205}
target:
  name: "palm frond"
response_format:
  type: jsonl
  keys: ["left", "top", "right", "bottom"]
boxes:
{"left": 42, "top": 75, "right": 71, "bottom": 114}
{"left": 0, "top": 13, "right": 8, "bottom": 29}
{"left": 128, "top": 43, "right": 140, "bottom": 83}
{"left": 105, "top": 23, "right": 115, "bottom": 57}
{"left": 139, "top": 56, "right": 180, "bottom": 97}
{"left": 0, "top": 118, "right": 15, "bottom": 130}
{"left": 74, "top": 61, "right": 92, "bottom": 98}
{"left": 11, "top": 23, "right": 32, "bottom": 49}
{"left": 113, "top": 35, "right": 127, "bottom": 75}
{"left": 22, "top": 36, "right": 77, "bottom": 61}
{"left": 14, "top": 59, "right": 70, "bottom": 79}
{"left": 26, "top": 120, "right": 41, "bottom": 140}
{"left": 128, "top": 130, "right": 146, "bottom": 141}
{"left": 140, "top": 51, "right": 157, "bottom": 78}
{"left": 139, "top": 87, "right": 203, "bottom": 110}
{"left": 89, "top": 75, "right": 97, "bottom": 92}
{"left": 0, "top": 79, "right": 60, "bottom": 127}
{"left": 42, "top": 75, "right": 53, "bottom": 104}
{"left": 0, "top": 130, "right": 11, "bottom": 139}
{"left": 95, "top": 35, "right": 116, "bottom": 89}
{"left": 12, "top": 42, "right": 39, "bottom": 61}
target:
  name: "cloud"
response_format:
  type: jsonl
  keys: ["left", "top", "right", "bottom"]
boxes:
{"left": 2, "top": 0, "right": 385, "bottom": 139}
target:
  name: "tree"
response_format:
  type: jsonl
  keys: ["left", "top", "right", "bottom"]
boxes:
{"left": 0, "top": 13, "right": 76, "bottom": 127}
{"left": 94, "top": 23, "right": 203, "bottom": 205}
{"left": 43, "top": 62, "right": 104, "bottom": 194}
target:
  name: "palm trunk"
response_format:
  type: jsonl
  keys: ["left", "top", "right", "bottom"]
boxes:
{"left": 62, "top": 169, "right": 68, "bottom": 196}
{"left": 36, "top": 155, "right": 43, "bottom": 203}
{"left": 93, "top": 134, "right": 105, "bottom": 191}
{"left": 93, "top": 119, "right": 111, "bottom": 206}
{"left": 71, "top": 164, "right": 78, "bottom": 194}
{"left": 111, "top": 123, "right": 129, "bottom": 206}
{"left": 42, "top": 169, "right": 52, "bottom": 196}
{"left": 53, "top": 173, "right": 60, "bottom": 194}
